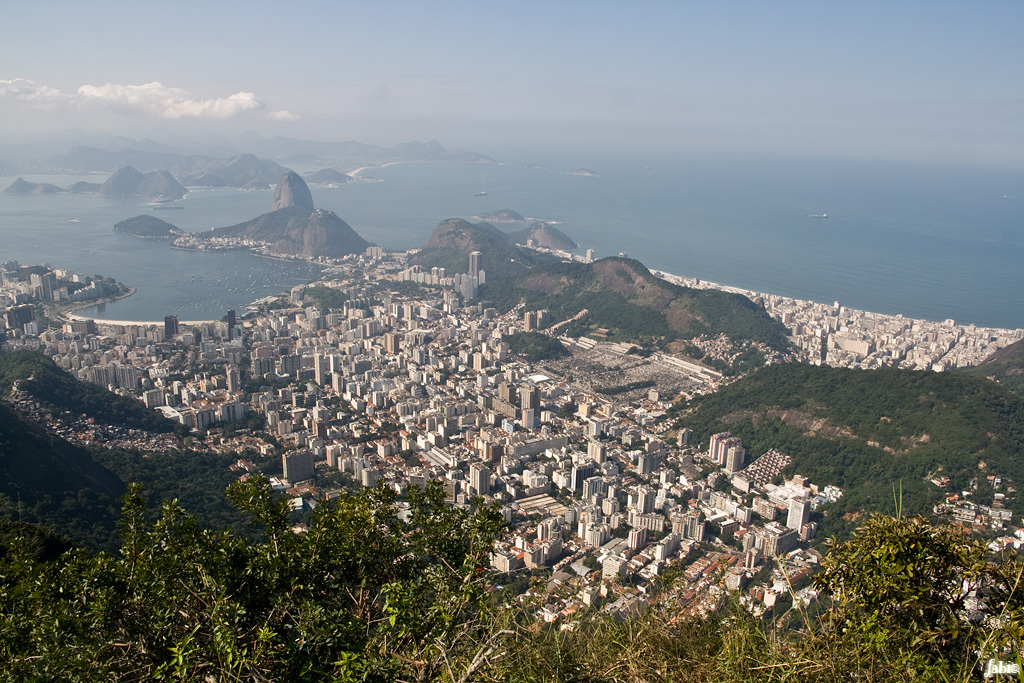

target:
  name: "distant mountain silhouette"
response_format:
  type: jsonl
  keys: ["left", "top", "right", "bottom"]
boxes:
{"left": 98, "top": 166, "right": 187, "bottom": 200}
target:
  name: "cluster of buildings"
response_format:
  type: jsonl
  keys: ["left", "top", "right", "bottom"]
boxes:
{"left": 2, "top": 245, "right": 1020, "bottom": 628}
{"left": 654, "top": 271, "right": 1023, "bottom": 371}
{"left": 1, "top": 262, "right": 119, "bottom": 336}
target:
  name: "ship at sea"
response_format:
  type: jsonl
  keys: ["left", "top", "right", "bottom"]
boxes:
{"left": 475, "top": 191, "right": 487, "bottom": 197}
{"left": 809, "top": 213, "right": 828, "bottom": 218}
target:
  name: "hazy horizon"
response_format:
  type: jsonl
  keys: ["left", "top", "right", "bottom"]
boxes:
{"left": 2, "top": 1, "right": 1022, "bottom": 168}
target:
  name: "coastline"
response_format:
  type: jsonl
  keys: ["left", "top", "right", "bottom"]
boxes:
{"left": 346, "top": 160, "right": 413, "bottom": 178}
{"left": 65, "top": 311, "right": 218, "bottom": 327}
{"left": 651, "top": 267, "right": 1024, "bottom": 337}
{"left": 55, "top": 286, "right": 137, "bottom": 321}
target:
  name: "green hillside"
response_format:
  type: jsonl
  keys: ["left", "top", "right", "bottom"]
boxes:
{"left": 0, "top": 350, "right": 180, "bottom": 434}
{"left": 0, "top": 351, "right": 247, "bottom": 551}
{"left": 482, "top": 257, "right": 791, "bottom": 372}
{"left": 0, "top": 401, "right": 124, "bottom": 551}
{"left": 412, "top": 221, "right": 789, "bottom": 371}
{"left": 676, "top": 363, "right": 1024, "bottom": 538}
{"left": 411, "top": 218, "right": 558, "bottom": 280}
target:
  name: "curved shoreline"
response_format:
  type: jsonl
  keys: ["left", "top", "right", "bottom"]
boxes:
{"left": 55, "top": 286, "right": 136, "bottom": 320}
{"left": 61, "top": 286, "right": 217, "bottom": 326}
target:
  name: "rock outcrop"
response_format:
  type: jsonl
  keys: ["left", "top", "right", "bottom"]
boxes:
{"left": 509, "top": 221, "right": 578, "bottom": 250}
{"left": 271, "top": 171, "right": 315, "bottom": 212}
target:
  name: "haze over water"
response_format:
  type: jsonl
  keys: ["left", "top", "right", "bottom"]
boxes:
{"left": 1, "top": 151, "right": 1021, "bottom": 329}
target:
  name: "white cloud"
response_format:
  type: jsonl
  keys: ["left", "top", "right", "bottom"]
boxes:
{"left": 0, "top": 78, "right": 69, "bottom": 106}
{"left": 76, "top": 81, "right": 265, "bottom": 119}
{"left": 267, "top": 109, "right": 300, "bottom": 121}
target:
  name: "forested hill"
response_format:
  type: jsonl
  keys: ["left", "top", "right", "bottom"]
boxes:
{"left": 410, "top": 218, "right": 558, "bottom": 280}
{"left": 483, "top": 257, "right": 791, "bottom": 356}
{"left": 0, "top": 350, "right": 179, "bottom": 433}
{"left": 0, "top": 401, "right": 124, "bottom": 552}
{"left": 677, "top": 363, "right": 1024, "bottom": 538}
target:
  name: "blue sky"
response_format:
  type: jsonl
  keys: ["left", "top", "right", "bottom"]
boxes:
{"left": 1, "top": 0, "right": 1021, "bottom": 165}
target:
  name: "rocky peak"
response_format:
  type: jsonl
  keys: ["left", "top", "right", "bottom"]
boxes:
{"left": 271, "top": 171, "right": 315, "bottom": 212}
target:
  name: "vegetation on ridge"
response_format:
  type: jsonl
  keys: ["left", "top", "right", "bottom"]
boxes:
{"left": 1, "top": 480, "right": 1021, "bottom": 682}
{"left": 0, "top": 350, "right": 180, "bottom": 434}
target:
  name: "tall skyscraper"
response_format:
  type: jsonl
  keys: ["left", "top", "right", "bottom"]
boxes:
{"left": 227, "top": 309, "right": 236, "bottom": 336}
{"left": 787, "top": 496, "right": 811, "bottom": 532}
{"left": 283, "top": 450, "right": 315, "bottom": 484}
{"left": 725, "top": 444, "right": 746, "bottom": 474}
{"left": 164, "top": 315, "right": 179, "bottom": 339}
{"left": 469, "top": 463, "right": 491, "bottom": 496}
{"left": 226, "top": 366, "right": 241, "bottom": 392}
{"left": 469, "top": 250, "right": 481, "bottom": 275}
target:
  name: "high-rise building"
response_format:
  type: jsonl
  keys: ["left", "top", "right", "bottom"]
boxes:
{"left": 628, "top": 486, "right": 656, "bottom": 514}
{"left": 682, "top": 510, "right": 706, "bottom": 542}
{"left": 314, "top": 354, "right": 329, "bottom": 386}
{"left": 227, "top": 309, "right": 236, "bottom": 337}
{"left": 787, "top": 496, "right": 811, "bottom": 532}
{"left": 708, "top": 432, "right": 742, "bottom": 467}
{"left": 520, "top": 385, "right": 540, "bottom": 412}
{"left": 724, "top": 444, "right": 746, "bottom": 474}
{"left": 637, "top": 452, "right": 660, "bottom": 476}
{"left": 4, "top": 304, "right": 35, "bottom": 330}
{"left": 581, "top": 476, "right": 606, "bottom": 500}
{"left": 469, "top": 251, "right": 481, "bottom": 276}
{"left": 226, "top": 366, "right": 241, "bottom": 392}
{"left": 164, "top": 315, "right": 179, "bottom": 339}
{"left": 283, "top": 450, "right": 315, "bottom": 484}
{"left": 570, "top": 462, "right": 595, "bottom": 492}
{"left": 469, "top": 463, "right": 491, "bottom": 496}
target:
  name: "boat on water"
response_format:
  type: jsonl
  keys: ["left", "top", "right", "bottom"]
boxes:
{"left": 475, "top": 191, "right": 487, "bottom": 197}
{"left": 65, "top": 217, "right": 80, "bottom": 222}
{"left": 809, "top": 213, "right": 828, "bottom": 218}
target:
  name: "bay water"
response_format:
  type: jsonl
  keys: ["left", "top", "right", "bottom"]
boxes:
{"left": 1, "top": 150, "right": 1021, "bottom": 328}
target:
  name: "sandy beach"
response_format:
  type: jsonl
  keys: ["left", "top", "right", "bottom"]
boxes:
{"left": 65, "top": 311, "right": 218, "bottom": 327}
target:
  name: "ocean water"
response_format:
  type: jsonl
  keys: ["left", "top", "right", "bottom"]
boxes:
{"left": 0, "top": 178, "right": 321, "bottom": 321}
{"left": 1, "top": 152, "right": 1021, "bottom": 328}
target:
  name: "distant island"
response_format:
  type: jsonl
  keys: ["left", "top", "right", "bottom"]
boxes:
{"left": 113, "top": 215, "right": 185, "bottom": 239}
{"left": 475, "top": 209, "right": 525, "bottom": 223}
{"left": 4, "top": 178, "right": 66, "bottom": 195}
{"left": 176, "top": 172, "right": 370, "bottom": 259}
{"left": 567, "top": 168, "right": 599, "bottom": 177}
{"left": 98, "top": 166, "right": 188, "bottom": 201}
{"left": 305, "top": 168, "right": 352, "bottom": 186}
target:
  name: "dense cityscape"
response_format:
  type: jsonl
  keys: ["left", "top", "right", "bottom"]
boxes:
{"left": 3, "top": 244, "right": 1022, "bottom": 633}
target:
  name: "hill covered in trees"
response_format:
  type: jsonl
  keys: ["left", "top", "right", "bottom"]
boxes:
{"left": 0, "top": 351, "right": 251, "bottom": 551}
{"left": 411, "top": 217, "right": 559, "bottom": 281}
{"left": 0, "top": 350, "right": 180, "bottom": 434}
{"left": 675, "top": 363, "right": 1024, "bottom": 538}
